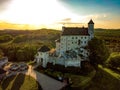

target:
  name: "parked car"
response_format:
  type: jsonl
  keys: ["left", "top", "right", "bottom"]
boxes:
{"left": 19, "top": 62, "right": 28, "bottom": 71}
{"left": 10, "top": 63, "right": 19, "bottom": 71}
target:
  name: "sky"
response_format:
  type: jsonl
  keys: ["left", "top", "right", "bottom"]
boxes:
{"left": 0, "top": 0, "right": 120, "bottom": 30}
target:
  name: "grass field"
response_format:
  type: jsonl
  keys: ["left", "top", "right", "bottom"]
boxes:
{"left": 99, "top": 65, "right": 120, "bottom": 80}
{"left": 64, "top": 71, "right": 96, "bottom": 88}
{"left": 0, "top": 73, "right": 41, "bottom": 90}
{"left": 85, "top": 66, "right": 120, "bottom": 90}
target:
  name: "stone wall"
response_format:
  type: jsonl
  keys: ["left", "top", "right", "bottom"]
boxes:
{"left": 49, "top": 57, "right": 81, "bottom": 67}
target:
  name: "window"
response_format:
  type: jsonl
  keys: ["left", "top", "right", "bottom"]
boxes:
{"left": 87, "top": 53, "right": 89, "bottom": 55}
{"left": 67, "top": 47, "right": 70, "bottom": 50}
{"left": 78, "top": 40, "right": 81, "bottom": 45}
{"left": 80, "top": 50, "right": 83, "bottom": 53}
{"left": 81, "top": 37, "right": 83, "bottom": 39}
{"left": 81, "top": 41, "right": 83, "bottom": 43}
{"left": 72, "top": 37, "right": 74, "bottom": 39}
{"left": 84, "top": 41, "right": 86, "bottom": 44}
{"left": 84, "top": 37, "right": 86, "bottom": 39}
{"left": 76, "top": 37, "right": 78, "bottom": 39}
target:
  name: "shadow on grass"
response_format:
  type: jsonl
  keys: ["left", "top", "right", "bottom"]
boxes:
{"left": 85, "top": 68, "right": 120, "bottom": 90}
{"left": 11, "top": 73, "right": 25, "bottom": 90}
{"left": 1, "top": 75, "right": 15, "bottom": 90}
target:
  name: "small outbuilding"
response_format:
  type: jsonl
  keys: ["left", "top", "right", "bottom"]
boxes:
{"left": 35, "top": 45, "right": 50, "bottom": 68}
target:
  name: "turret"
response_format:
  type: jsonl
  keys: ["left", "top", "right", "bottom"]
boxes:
{"left": 62, "top": 26, "right": 65, "bottom": 32}
{"left": 88, "top": 19, "right": 94, "bottom": 39}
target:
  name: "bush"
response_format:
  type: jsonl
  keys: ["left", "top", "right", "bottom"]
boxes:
{"left": 81, "top": 61, "right": 94, "bottom": 74}
{"left": 108, "top": 55, "right": 120, "bottom": 69}
{"left": 13, "top": 35, "right": 28, "bottom": 43}
{"left": 0, "top": 49, "right": 4, "bottom": 58}
{"left": 47, "top": 63, "right": 94, "bottom": 75}
{"left": 0, "top": 35, "right": 13, "bottom": 43}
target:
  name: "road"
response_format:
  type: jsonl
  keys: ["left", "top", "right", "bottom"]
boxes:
{"left": 25, "top": 66, "right": 66, "bottom": 90}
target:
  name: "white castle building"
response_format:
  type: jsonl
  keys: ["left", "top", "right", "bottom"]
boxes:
{"left": 35, "top": 19, "right": 94, "bottom": 68}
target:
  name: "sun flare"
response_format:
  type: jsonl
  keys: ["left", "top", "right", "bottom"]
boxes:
{"left": 0, "top": 0, "right": 79, "bottom": 26}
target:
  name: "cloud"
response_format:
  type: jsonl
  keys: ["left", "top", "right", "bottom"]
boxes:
{"left": 74, "top": 13, "right": 110, "bottom": 23}
{"left": 57, "top": 13, "right": 110, "bottom": 25}
{"left": 0, "top": 0, "right": 11, "bottom": 11}
{"left": 61, "top": 18, "right": 72, "bottom": 22}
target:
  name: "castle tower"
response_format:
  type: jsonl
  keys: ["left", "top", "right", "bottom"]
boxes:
{"left": 62, "top": 26, "right": 65, "bottom": 32}
{"left": 88, "top": 19, "right": 94, "bottom": 39}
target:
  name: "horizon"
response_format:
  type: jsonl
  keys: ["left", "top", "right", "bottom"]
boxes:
{"left": 1, "top": 26, "right": 120, "bottom": 31}
{"left": 0, "top": 0, "right": 120, "bottom": 30}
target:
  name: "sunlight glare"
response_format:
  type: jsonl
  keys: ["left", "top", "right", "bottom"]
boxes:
{"left": 0, "top": 0, "right": 78, "bottom": 25}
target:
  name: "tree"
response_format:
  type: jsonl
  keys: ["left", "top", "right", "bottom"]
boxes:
{"left": 88, "top": 37, "right": 110, "bottom": 69}
{"left": 16, "top": 49, "right": 25, "bottom": 62}
{"left": 0, "top": 35, "right": 13, "bottom": 43}
{"left": 0, "top": 49, "right": 4, "bottom": 58}
{"left": 108, "top": 55, "right": 120, "bottom": 69}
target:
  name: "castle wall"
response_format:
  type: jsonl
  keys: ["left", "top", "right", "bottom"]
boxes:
{"left": 56, "top": 42, "right": 60, "bottom": 55}
{"left": 49, "top": 57, "right": 81, "bottom": 67}
{"left": 59, "top": 35, "right": 90, "bottom": 55}
{"left": 36, "top": 52, "right": 49, "bottom": 67}
{"left": 65, "top": 60, "right": 81, "bottom": 67}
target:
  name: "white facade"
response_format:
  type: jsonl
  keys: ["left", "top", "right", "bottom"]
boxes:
{"left": 88, "top": 24, "right": 94, "bottom": 39}
{"left": 55, "top": 40, "right": 60, "bottom": 55}
{"left": 59, "top": 35, "right": 90, "bottom": 55}
{"left": 36, "top": 52, "right": 49, "bottom": 68}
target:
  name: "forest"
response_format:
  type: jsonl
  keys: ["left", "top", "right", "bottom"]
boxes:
{"left": 0, "top": 29, "right": 60, "bottom": 62}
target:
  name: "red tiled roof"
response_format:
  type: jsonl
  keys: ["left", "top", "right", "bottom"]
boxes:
{"left": 62, "top": 27, "right": 89, "bottom": 36}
